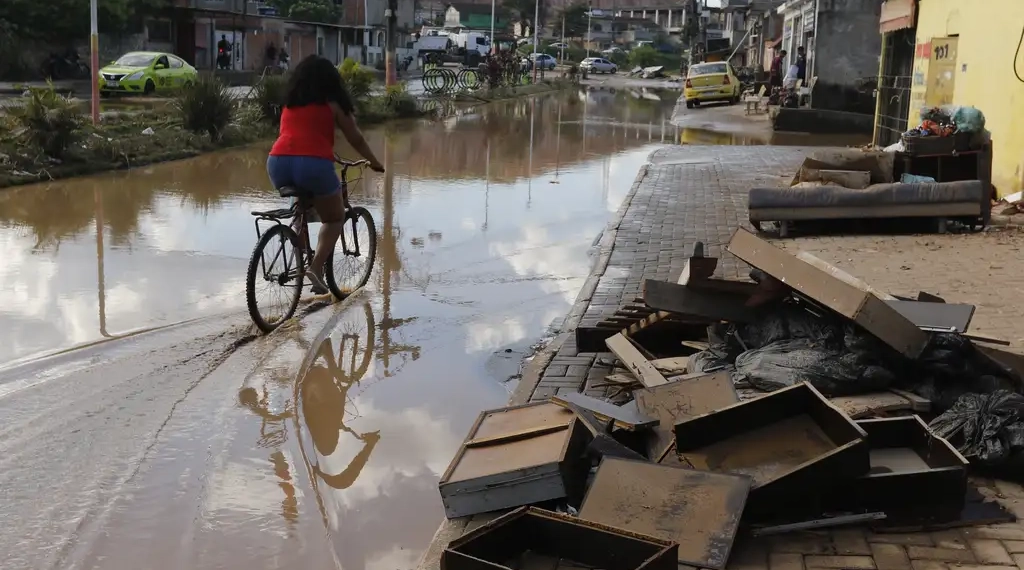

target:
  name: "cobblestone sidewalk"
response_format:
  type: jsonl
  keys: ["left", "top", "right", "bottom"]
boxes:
{"left": 418, "top": 145, "right": 1024, "bottom": 570}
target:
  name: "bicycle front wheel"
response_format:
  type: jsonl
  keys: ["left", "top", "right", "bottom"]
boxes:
{"left": 246, "top": 224, "right": 305, "bottom": 333}
{"left": 325, "top": 206, "right": 377, "bottom": 299}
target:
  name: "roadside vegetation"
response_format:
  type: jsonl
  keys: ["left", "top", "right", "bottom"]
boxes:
{"left": 0, "top": 60, "right": 422, "bottom": 189}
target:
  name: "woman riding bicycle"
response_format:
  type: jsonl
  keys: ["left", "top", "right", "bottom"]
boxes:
{"left": 267, "top": 55, "right": 385, "bottom": 295}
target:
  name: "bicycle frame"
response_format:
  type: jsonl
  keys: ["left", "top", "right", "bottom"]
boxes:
{"left": 251, "top": 157, "right": 370, "bottom": 285}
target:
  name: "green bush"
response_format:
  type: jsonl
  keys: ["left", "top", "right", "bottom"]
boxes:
{"left": 383, "top": 83, "right": 418, "bottom": 117}
{"left": 629, "top": 45, "right": 660, "bottom": 68}
{"left": 6, "top": 82, "right": 84, "bottom": 160}
{"left": 338, "top": 58, "right": 375, "bottom": 100}
{"left": 251, "top": 73, "right": 288, "bottom": 125}
{"left": 175, "top": 75, "right": 235, "bottom": 141}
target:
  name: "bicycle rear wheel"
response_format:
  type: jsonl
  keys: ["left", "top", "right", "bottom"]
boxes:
{"left": 246, "top": 224, "right": 305, "bottom": 333}
{"left": 325, "top": 206, "right": 377, "bottom": 299}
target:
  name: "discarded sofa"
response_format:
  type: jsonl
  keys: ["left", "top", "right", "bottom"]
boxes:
{"left": 748, "top": 180, "right": 985, "bottom": 237}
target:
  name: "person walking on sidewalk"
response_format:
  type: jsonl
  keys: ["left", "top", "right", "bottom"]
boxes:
{"left": 796, "top": 46, "right": 807, "bottom": 82}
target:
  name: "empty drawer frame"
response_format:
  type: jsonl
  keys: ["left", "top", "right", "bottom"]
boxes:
{"left": 825, "top": 416, "right": 969, "bottom": 519}
{"left": 442, "top": 506, "right": 678, "bottom": 570}
{"left": 674, "top": 382, "right": 869, "bottom": 519}
{"left": 439, "top": 402, "right": 592, "bottom": 519}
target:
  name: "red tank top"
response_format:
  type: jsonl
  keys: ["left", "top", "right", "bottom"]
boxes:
{"left": 269, "top": 103, "right": 335, "bottom": 160}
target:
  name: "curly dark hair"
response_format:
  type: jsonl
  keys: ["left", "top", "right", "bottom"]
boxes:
{"left": 284, "top": 54, "right": 355, "bottom": 114}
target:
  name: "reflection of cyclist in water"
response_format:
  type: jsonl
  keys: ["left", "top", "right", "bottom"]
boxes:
{"left": 301, "top": 336, "right": 380, "bottom": 490}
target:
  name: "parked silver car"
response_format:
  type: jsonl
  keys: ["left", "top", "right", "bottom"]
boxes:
{"left": 522, "top": 53, "right": 557, "bottom": 70}
{"left": 580, "top": 57, "right": 617, "bottom": 74}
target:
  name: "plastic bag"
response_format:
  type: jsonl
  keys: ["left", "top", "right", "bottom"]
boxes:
{"left": 900, "top": 173, "right": 937, "bottom": 184}
{"left": 929, "top": 390, "right": 1024, "bottom": 471}
{"left": 733, "top": 338, "right": 897, "bottom": 396}
{"left": 952, "top": 106, "right": 986, "bottom": 133}
{"left": 907, "top": 333, "right": 1023, "bottom": 411}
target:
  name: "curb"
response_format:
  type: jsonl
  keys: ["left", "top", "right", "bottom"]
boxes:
{"left": 508, "top": 161, "right": 649, "bottom": 406}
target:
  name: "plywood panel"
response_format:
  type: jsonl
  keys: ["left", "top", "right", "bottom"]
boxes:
{"left": 579, "top": 458, "right": 749, "bottom": 569}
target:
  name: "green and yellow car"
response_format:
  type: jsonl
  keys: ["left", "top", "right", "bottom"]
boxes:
{"left": 98, "top": 51, "right": 197, "bottom": 96}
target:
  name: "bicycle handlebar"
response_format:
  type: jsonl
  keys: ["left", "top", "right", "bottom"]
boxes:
{"left": 334, "top": 155, "right": 370, "bottom": 167}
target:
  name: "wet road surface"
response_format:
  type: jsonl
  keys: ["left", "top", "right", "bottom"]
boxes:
{"left": 0, "top": 87, "right": 695, "bottom": 570}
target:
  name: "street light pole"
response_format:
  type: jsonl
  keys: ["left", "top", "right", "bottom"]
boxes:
{"left": 561, "top": 16, "right": 566, "bottom": 63}
{"left": 490, "top": 0, "right": 496, "bottom": 54}
{"left": 89, "top": 0, "right": 99, "bottom": 124}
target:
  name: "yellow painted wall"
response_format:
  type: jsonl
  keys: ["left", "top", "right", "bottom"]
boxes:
{"left": 910, "top": 0, "right": 1024, "bottom": 197}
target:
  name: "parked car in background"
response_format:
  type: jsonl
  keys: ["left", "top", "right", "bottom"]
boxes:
{"left": 683, "top": 61, "right": 740, "bottom": 108}
{"left": 523, "top": 53, "right": 557, "bottom": 70}
{"left": 580, "top": 57, "right": 617, "bottom": 74}
{"left": 98, "top": 51, "right": 197, "bottom": 96}
{"left": 600, "top": 47, "right": 624, "bottom": 57}
{"left": 549, "top": 42, "right": 570, "bottom": 49}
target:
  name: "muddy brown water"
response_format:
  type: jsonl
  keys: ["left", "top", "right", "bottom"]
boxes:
{"left": 0, "top": 88, "right": 861, "bottom": 570}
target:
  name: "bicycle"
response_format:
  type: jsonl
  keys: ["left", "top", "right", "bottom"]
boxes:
{"left": 245, "top": 156, "right": 378, "bottom": 333}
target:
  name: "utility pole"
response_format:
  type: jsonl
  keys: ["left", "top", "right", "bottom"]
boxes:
{"left": 385, "top": 0, "right": 398, "bottom": 86}
{"left": 89, "top": 0, "right": 99, "bottom": 124}
{"left": 561, "top": 16, "right": 565, "bottom": 63}
{"left": 490, "top": 0, "right": 496, "bottom": 54}
{"left": 531, "top": 0, "right": 540, "bottom": 82}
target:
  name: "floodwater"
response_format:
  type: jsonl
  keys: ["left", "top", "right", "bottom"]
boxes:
{"left": 0, "top": 87, "right": 692, "bottom": 570}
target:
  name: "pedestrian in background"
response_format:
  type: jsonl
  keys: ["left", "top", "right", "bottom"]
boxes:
{"left": 796, "top": 46, "right": 807, "bottom": 82}
{"left": 769, "top": 48, "right": 786, "bottom": 89}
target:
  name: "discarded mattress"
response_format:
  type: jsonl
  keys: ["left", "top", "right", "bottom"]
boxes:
{"left": 748, "top": 180, "right": 984, "bottom": 222}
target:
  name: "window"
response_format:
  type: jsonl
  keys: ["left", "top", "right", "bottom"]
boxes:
{"left": 115, "top": 53, "right": 156, "bottom": 67}
{"left": 156, "top": 55, "right": 170, "bottom": 68}
{"left": 690, "top": 62, "right": 728, "bottom": 76}
{"left": 169, "top": 56, "right": 184, "bottom": 68}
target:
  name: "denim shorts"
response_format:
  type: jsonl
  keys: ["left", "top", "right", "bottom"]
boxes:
{"left": 266, "top": 155, "right": 340, "bottom": 197}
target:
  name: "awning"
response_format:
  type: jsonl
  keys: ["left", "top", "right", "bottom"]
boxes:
{"left": 879, "top": 0, "right": 916, "bottom": 33}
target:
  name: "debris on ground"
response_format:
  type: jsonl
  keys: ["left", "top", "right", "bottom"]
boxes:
{"left": 436, "top": 231, "right": 1022, "bottom": 570}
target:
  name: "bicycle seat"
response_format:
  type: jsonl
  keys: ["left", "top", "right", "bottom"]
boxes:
{"left": 278, "top": 185, "right": 312, "bottom": 198}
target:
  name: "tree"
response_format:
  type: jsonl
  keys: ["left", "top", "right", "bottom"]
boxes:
{"left": 558, "top": 3, "right": 589, "bottom": 39}
{"left": 0, "top": 0, "right": 167, "bottom": 44}
{"left": 503, "top": 0, "right": 539, "bottom": 35}
{"left": 268, "top": 0, "right": 341, "bottom": 24}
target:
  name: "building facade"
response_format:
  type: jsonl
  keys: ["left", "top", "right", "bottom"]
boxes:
{"left": 772, "top": 0, "right": 883, "bottom": 114}
{"left": 873, "top": 0, "right": 1024, "bottom": 198}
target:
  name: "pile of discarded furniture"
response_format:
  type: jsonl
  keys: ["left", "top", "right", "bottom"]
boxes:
{"left": 747, "top": 149, "right": 991, "bottom": 237}
{"left": 435, "top": 228, "right": 1024, "bottom": 570}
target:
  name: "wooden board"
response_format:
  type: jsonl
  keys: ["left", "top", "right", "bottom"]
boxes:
{"left": 643, "top": 279, "right": 758, "bottom": 324}
{"left": 727, "top": 228, "right": 929, "bottom": 358}
{"left": 551, "top": 391, "right": 659, "bottom": 431}
{"left": 606, "top": 333, "right": 668, "bottom": 387}
{"left": 650, "top": 357, "right": 690, "bottom": 376}
{"left": 634, "top": 371, "right": 738, "bottom": 458}
{"left": 830, "top": 392, "right": 914, "bottom": 419}
{"left": 886, "top": 300, "right": 975, "bottom": 333}
{"left": 887, "top": 389, "right": 931, "bottom": 413}
{"left": 579, "top": 457, "right": 750, "bottom": 570}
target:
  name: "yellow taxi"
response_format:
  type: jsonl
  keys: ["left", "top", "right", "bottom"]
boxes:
{"left": 683, "top": 62, "right": 741, "bottom": 109}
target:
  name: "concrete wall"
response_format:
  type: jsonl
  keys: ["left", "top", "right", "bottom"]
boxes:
{"left": 811, "top": 0, "right": 883, "bottom": 115}
{"left": 904, "top": 0, "right": 1024, "bottom": 198}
